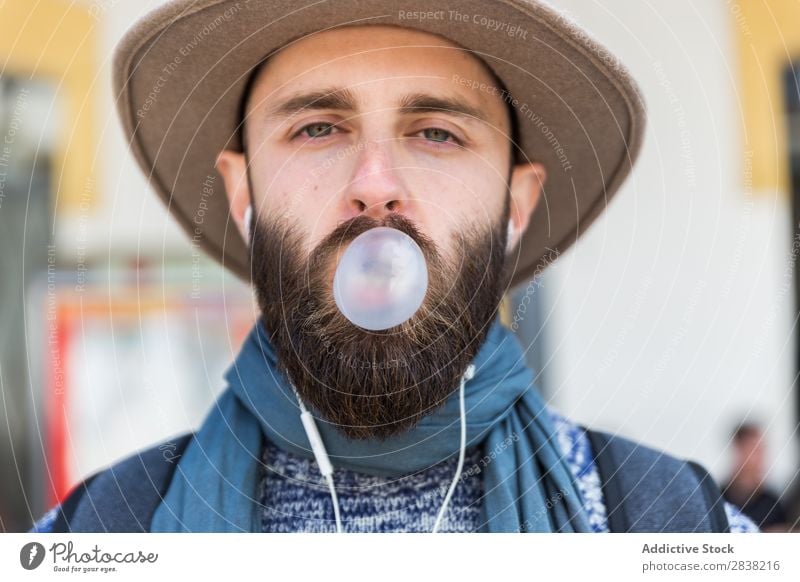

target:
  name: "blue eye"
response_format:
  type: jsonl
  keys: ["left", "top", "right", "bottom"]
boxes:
{"left": 297, "top": 122, "right": 335, "bottom": 138}
{"left": 422, "top": 127, "right": 454, "bottom": 143}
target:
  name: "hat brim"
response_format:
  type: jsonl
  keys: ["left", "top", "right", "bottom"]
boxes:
{"left": 112, "top": 0, "right": 645, "bottom": 288}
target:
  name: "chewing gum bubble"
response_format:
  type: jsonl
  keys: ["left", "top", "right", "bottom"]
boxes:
{"left": 333, "top": 227, "right": 428, "bottom": 331}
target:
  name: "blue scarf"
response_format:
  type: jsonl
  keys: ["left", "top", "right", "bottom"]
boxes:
{"left": 150, "top": 316, "right": 591, "bottom": 532}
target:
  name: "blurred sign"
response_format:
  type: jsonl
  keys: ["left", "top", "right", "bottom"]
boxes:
{"left": 28, "top": 265, "right": 255, "bottom": 507}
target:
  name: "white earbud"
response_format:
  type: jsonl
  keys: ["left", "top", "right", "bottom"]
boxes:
{"left": 243, "top": 205, "right": 253, "bottom": 245}
{"left": 505, "top": 219, "right": 517, "bottom": 254}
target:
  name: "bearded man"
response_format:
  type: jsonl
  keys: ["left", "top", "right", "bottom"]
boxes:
{"left": 31, "top": 0, "right": 758, "bottom": 534}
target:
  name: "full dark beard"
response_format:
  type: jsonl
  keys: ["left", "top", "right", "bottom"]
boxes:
{"left": 251, "top": 208, "right": 510, "bottom": 440}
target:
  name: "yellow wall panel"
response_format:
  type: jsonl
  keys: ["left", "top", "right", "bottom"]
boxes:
{"left": 731, "top": 0, "right": 800, "bottom": 194}
{"left": 0, "top": 0, "right": 97, "bottom": 213}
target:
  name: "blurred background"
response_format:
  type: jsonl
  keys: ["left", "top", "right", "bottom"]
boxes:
{"left": 1, "top": 0, "right": 799, "bottom": 532}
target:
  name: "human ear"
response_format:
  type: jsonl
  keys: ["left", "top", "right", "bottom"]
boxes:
{"left": 507, "top": 161, "right": 546, "bottom": 250}
{"left": 215, "top": 149, "right": 251, "bottom": 244}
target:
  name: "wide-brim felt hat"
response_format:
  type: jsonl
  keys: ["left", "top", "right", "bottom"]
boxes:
{"left": 112, "top": 0, "right": 645, "bottom": 288}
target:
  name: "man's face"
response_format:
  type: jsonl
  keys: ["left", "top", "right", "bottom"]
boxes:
{"left": 736, "top": 433, "right": 766, "bottom": 477}
{"left": 240, "top": 24, "right": 516, "bottom": 260}
{"left": 217, "top": 25, "right": 545, "bottom": 439}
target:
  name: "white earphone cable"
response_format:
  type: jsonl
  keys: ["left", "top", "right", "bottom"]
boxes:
{"left": 292, "top": 363, "right": 476, "bottom": 534}
{"left": 431, "top": 363, "right": 475, "bottom": 533}
{"left": 325, "top": 471, "right": 342, "bottom": 533}
{"left": 292, "top": 385, "right": 343, "bottom": 533}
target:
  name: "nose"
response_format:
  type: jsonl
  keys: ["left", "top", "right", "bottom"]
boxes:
{"left": 344, "top": 140, "right": 410, "bottom": 220}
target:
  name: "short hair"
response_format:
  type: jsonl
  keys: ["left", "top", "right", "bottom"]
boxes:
{"left": 731, "top": 421, "right": 762, "bottom": 443}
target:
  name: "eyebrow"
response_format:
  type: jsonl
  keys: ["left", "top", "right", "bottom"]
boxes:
{"left": 398, "top": 92, "right": 488, "bottom": 124}
{"left": 264, "top": 87, "right": 488, "bottom": 124}
{"left": 266, "top": 87, "right": 360, "bottom": 119}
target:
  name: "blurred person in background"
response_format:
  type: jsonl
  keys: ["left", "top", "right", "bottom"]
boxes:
{"left": 722, "top": 422, "right": 790, "bottom": 532}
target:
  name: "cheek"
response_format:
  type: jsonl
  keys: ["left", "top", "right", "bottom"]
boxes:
{"left": 253, "top": 159, "right": 349, "bottom": 250}
{"left": 406, "top": 168, "right": 505, "bottom": 236}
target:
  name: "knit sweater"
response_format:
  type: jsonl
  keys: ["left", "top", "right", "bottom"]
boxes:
{"left": 30, "top": 405, "right": 760, "bottom": 533}
{"left": 257, "top": 405, "right": 760, "bottom": 533}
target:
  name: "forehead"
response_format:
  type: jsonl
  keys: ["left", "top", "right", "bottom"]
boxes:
{"left": 244, "top": 24, "right": 510, "bottom": 128}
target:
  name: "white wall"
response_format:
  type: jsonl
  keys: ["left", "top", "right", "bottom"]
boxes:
{"left": 539, "top": 0, "right": 798, "bottom": 489}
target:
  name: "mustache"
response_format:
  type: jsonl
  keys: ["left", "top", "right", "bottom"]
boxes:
{"left": 311, "top": 212, "right": 439, "bottom": 268}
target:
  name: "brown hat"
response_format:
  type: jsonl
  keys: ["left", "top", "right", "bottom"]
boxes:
{"left": 112, "top": 0, "right": 645, "bottom": 288}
